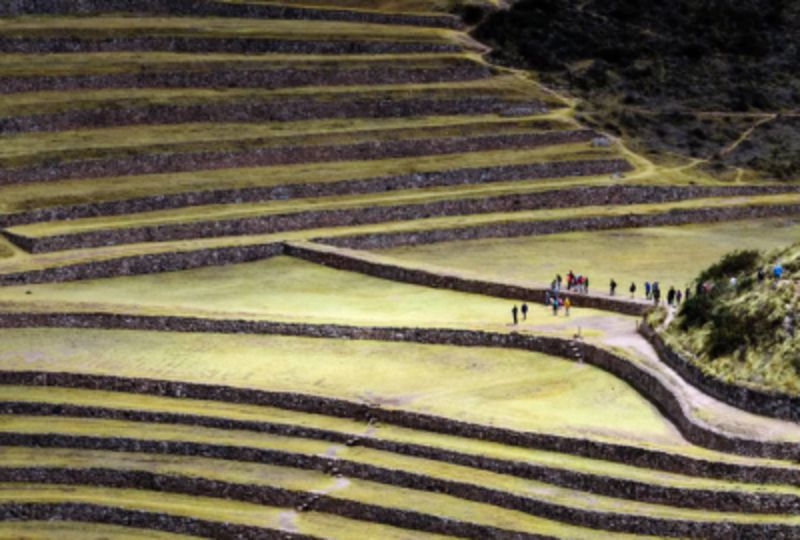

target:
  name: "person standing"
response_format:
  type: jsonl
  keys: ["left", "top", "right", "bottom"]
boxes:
{"left": 676, "top": 289, "right": 683, "bottom": 304}
{"left": 552, "top": 297, "right": 559, "bottom": 316}
{"left": 610, "top": 279, "right": 617, "bottom": 296}
{"left": 653, "top": 286, "right": 661, "bottom": 306}
{"left": 644, "top": 281, "right": 651, "bottom": 300}
{"left": 512, "top": 305, "right": 519, "bottom": 325}
{"left": 521, "top": 303, "right": 529, "bottom": 321}
{"left": 585, "top": 277, "right": 590, "bottom": 294}
{"left": 685, "top": 287, "right": 691, "bottom": 302}
{"left": 564, "top": 297, "right": 571, "bottom": 316}
{"left": 629, "top": 282, "right": 636, "bottom": 298}
{"left": 667, "top": 287, "right": 676, "bottom": 306}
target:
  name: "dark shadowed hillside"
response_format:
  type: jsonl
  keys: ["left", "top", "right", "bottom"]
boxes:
{"left": 475, "top": 0, "right": 800, "bottom": 180}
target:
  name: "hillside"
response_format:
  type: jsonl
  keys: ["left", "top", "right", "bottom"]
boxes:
{"left": 475, "top": 0, "right": 800, "bottom": 180}
{"left": 665, "top": 243, "right": 800, "bottom": 394}
{"left": 1, "top": 0, "right": 800, "bottom": 538}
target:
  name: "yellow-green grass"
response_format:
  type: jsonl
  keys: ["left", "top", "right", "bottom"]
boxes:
{"left": 0, "top": 74, "right": 549, "bottom": 118}
{"left": 2, "top": 447, "right": 798, "bottom": 531}
{"left": 0, "top": 326, "right": 682, "bottom": 447}
{"left": 6, "top": 151, "right": 621, "bottom": 237}
{"left": 0, "top": 143, "right": 604, "bottom": 214}
{"left": 6, "top": 384, "right": 800, "bottom": 487}
{"left": 0, "top": 192, "right": 795, "bottom": 279}
{"left": 0, "top": 483, "right": 453, "bottom": 540}
{"left": 0, "top": 115, "right": 564, "bottom": 167}
{"left": 0, "top": 521, "right": 199, "bottom": 539}
{"left": 0, "top": 51, "right": 483, "bottom": 78}
{"left": 0, "top": 256, "right": 633, "bottom": 337}
{"left": 379, "top": 217, "right": 800, "bottom": 293}
{"left": 0, "top": 237, "right": 15, "bottom": 259}
{"left": 222, "top": 0, "right": 497, "bottom": 14}
{"left": 9, "top": 191, "right": 799, "bottom": 247}
{"left": 0, "top": 16, "right": 466, "bottom": 44}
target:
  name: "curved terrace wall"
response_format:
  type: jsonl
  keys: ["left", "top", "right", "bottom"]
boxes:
{"left": 0, "top": 242, "right": 284, "bottom": 286}
{"left": 0, "top": 312, "right": 796, "bottom": 463}
{"left": 0, "top": 503, "right": 317, "bottom": 540}
{"left": 319, "top": 202, "right": 800, "bottom": 250}
{"left": 0, "top": 129, "right": 594, "bottom": 185}
{"left": 0, "top": 96, "right": 546, "bottom": 135}
{"left": 0, "top": 159, "right": 629, "bottom": 228}
{"left": 0, "top": 37, "right": 462, "bottom": 55}
{"left": 0, "top": 0, "right": 463, "bottom": 29}
{"left": 640, "top": 322, "right": 800, "bottom": 423}
{"left": 0, "top": 466, "right": 793, "bottom": 538}
{"left": 4, "top": 400, "right": 797, "bottom": 514}
{"left": 285, "top": 242, "right": 648, "bottom": 315}
{"left": 0, "top": 64, "right": 491, "bottom": 96}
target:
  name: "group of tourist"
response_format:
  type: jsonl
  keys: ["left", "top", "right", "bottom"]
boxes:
{"left": 509, "top": 261, "right": 791, "bottom": 326}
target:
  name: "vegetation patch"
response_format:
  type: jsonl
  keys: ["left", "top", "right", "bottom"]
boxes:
{"left": 667, "top": 242, "right": 800, "bottom": 394}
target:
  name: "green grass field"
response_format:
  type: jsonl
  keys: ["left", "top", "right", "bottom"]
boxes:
{"left": 380, "top": 218, "right": 800, "bottom": 292}
{"left": 0, "top": 326, "right": 677, "bottom": 447}
{"left": 1, "top": 0, "right": 799, "bottom": 535}
{"left": 0, "top": 256, "right": 628, "bottom": 332}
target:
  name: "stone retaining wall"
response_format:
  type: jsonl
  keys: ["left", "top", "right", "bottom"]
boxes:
{"left": 0, "top": 96, "right": 546, "bottom": 135}
{"left": 0, "top": 129, "right": 593, "bottom": 185}
{"left": 319, "top": 202, "right": 800, "bottom": 250}
{"left": 0, "top": 242, "right": 283, "bottom": 286}
{"left": 0, "top": 159, "right": 629, "bottom": 228}
{"left": 285, "top": 242, "right": 648, "bottom": 316}
{"left": 3, "top": 400, "right": 797, "bottom": 514}
{"left": 0, "top": 37, "right": 461, "bottom": 55}
{"left": 640, "top": 322, "right": 800, "bottom": 423}
{"left": 0, "top": 465, "right": 793, "bottom": 537}
{"left": 0, "top": 466, "right": 548, "bottom": 540}
{"left": 0, "top": 63, "right": 490, "bottom": 96}
{"left": 0, "top": 502, "right": 318, "bottom": 539}
{"left": 0, "top": 0, "right": 463, "bottom": 29}
{"left": 0, "top": 312, "right": 796, "bottom": 464}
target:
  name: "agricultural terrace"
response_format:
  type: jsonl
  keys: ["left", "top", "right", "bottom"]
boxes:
{"left": 0, "top": 0, "right": 798, "bottom": 538}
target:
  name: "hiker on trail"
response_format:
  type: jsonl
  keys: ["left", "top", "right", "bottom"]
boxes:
{"left": 610, "top": 279, "right": 617, "bottom": 296}
{"left": 685, "top": 287, "right": 691, "bottom": 302}
{"left": 557, "top": 274, "right": 563, "bottom": 290}
{"left": 774, "top": 264, "right": 784, "bottom": 280}
{"left": 630, "top": 282, "right": 636, "bottom": 298}
{"left": 644, "top": 281, "right": 651, "bottom": 300}
{"left": 667, "top": 287, "right": 676, "bottom": 306}
{"left": 676, "top": 289, "right": 683, "bottom": 304}
{"left": 567, "top": 271, "right": 575, "bottom": 290}
{"left": 585, "top": 277, "right": 590, "bottom": 294}
{"left": 564, "top": 297, "right": 572, "bottom": 316}
{"left": 757, "top": 268, "right": 766, "bottom": 283}
{"left": 512, "top": 305, "right": 519, "bottom": 325}
{"left": 521, "top": 303, "right": 529, "bottom": 321}
{"left": 653, "top": 286, "right": 661, "bottom": 306}
{"left": 552, "top": 296, "right": 559, "bottom": 316}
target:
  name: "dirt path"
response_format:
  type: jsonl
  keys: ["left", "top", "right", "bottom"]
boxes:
{"left": 599, "top": 316, "right": 800, "bottom": 444}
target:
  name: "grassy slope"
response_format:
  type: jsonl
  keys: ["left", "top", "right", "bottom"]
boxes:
{"left": 1, "top": 446, "right": 798, "bottom": 527}
{"left": 8, "top": 384, "right": 800, "bottom": 476}
{"left": 666, "top": 243, "right": 800, "bottom": 394}
{"left": 0, "top": 256, "right": 629, "bottom": 331}
{"left": 0, "top": 16, "right": 463, "bottom": 43}
{"left": 0, "top": 325, "right": 681, "bottom": 447}
{"left": 380, "top": 218, "right": 800, "bottom": 294}
{"left": 473, "top": 0, "right": 800, "bottom": 180}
